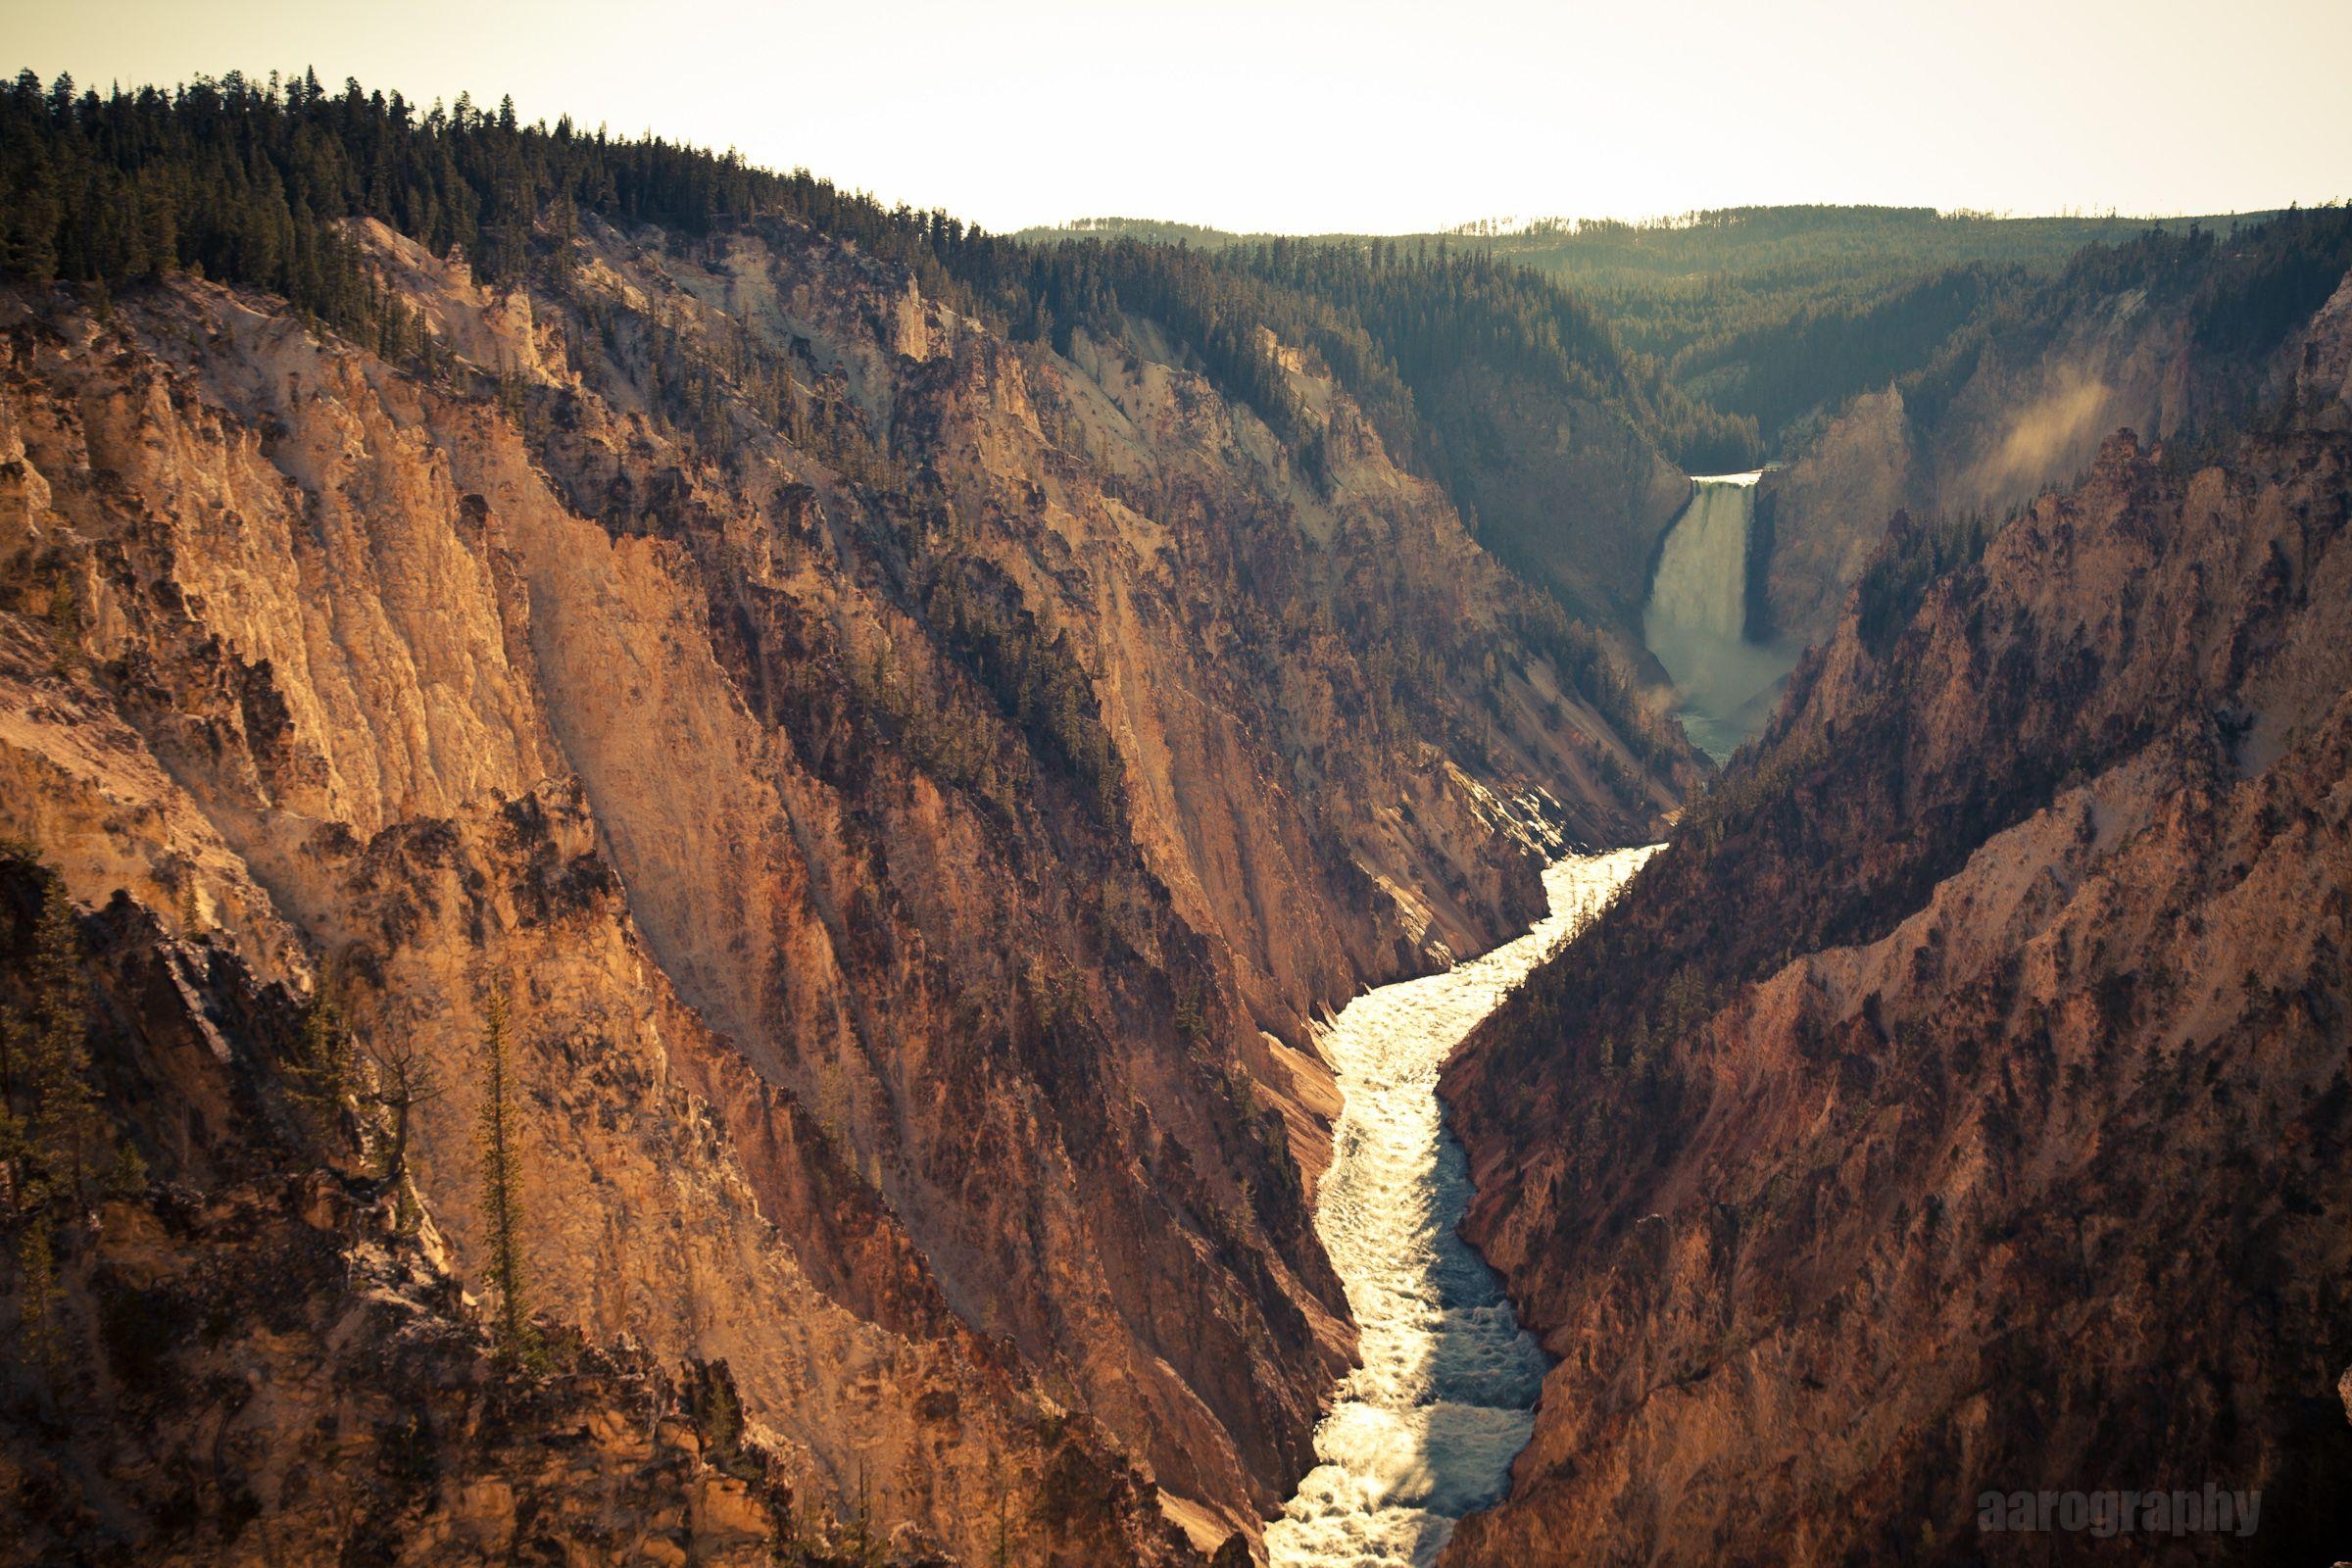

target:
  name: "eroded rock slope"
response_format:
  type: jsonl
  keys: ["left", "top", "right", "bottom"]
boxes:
{"left": 1754, "top": 214, "right": 2352, "bottom": 653}
{"left": 1443, "top": 271, "right": 2352, "bottom": 1564}
{"left": 0, "top": 205, "right": 1690, "bottom": 1563}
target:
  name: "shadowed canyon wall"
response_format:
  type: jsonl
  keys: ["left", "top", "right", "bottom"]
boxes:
{"left": 1442, "top": 269, "right": 2352, "bottom": 1566}
{"left": 1753, "top": 215, "right": 2352, "bottom": 659}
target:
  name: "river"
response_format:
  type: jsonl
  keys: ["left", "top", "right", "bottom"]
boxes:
{"left": 1265, "top": 845, "right": 1659, "bottom": 1567}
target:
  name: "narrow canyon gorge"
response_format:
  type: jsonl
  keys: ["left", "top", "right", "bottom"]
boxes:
{"left": 0, "top": 184, "right": 1690, "bottom": 1564}
{"left": 3, "top": 65, "right": 2351, "bottom": 1568}
{"left": 1446, "top": 259, "right": 2352, "bottom": 1565}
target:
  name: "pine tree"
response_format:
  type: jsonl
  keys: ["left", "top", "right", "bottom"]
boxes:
{"left": 14, "top": 1213, "right": 64, "bottom": 1377}
{"left": 101, "top": 1137, "right": 147, "bottom": 1200}
{"left": 989, "top": 1461, "right": 1012, "bottom": 1568}
{"left": 0, "top": 1102, "right": 24, "bottom": 1223}
{"left": 0, "top": 976, "right": 19, "bottom": 1118}
{"left": 849, "top": 1462, "right": 880, "bottom": 1568}
{"left": 25, "top": 874, "right": 97, "bottom": 1202}
{"left": 475, "top": 981, "right": 536, "bottom": 1363}
{"left": 287, "top": 987, "right": 353, "bottom": 1136}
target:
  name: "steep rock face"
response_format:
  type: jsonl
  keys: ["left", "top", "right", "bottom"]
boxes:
{"left": 1754, "top": 225, "right": 2352, "bottom": 654}
{"left": 1442, "top": 298, "right": 2352, "bottom": 1564}
{"left": 0, "top": 206, "right": 1690, "bottom": 1559}
{"left": 0, "top": 612, "right": 1176, "bottom": 1567}
{"left": 1750, "top": 385, "right": 1911, "bottom": 645}
{"left": 1413, "top": 368, "right": 1692, "bottom": 628}
{"left": 1754, "top": 303, "right": 2204, "bottom": 655}
{"left": 0, "top": 858, "right": 1135, "bottom": 1568}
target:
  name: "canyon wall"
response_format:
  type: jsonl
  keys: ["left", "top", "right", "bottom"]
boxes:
{"left": 1411, "top": 368, "right": 1692, "bottom": 629}
{"left": 0, "top": 861, "right": 837, "bottom": 1568}
{"left": 0, "top": 206, "right": 1690, "bottom": 1564}
{"left": 1754, "top": 219, "right": 2352, "bottom": 655}
{"left": 1442, "top": 271, "right": 2352, "bottom": 1564}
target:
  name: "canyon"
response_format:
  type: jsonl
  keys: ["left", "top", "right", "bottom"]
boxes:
{"left": 1266, "top": 846, "right": 1654, "bottom": 1568}
{"left": 0, "top": 186, "right": 1691, "bottom": 1564}
{"left": 5, "top": 72, "right": 2352, "bottom": 1568}
{"left": 1444, "top": 256, "right": 2352, "bottom": 1564}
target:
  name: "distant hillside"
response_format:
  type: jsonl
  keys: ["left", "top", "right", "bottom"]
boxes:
{"left": 1753, "top": 206, "right": 2352, "bottom": 650}
{"left": 0, "top": 69, "right": 1754, "bottom": 644}
{"left": 1021, "top": 207, "right": 2277, "bottom": 453}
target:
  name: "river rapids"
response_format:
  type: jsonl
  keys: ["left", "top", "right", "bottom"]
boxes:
{"left": 1265, "top": 846, "right": 1659, "bottom": 1567}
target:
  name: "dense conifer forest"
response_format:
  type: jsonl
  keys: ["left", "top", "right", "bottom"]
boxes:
{"left": 0, "top": 63, "right": 1706, "bottom": 789}
{"left": 1897, "top": 210, "right": 2352, "bottom": 432}
{"left": 1030, "top": 205, "right": 2349, "bottom": 455}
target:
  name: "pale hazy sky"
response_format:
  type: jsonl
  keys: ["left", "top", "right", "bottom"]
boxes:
{"left": 8, "top": 0, "right": 2347, "bottom": 234}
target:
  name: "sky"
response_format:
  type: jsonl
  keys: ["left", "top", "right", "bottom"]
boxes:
{"left": 7, "top": 0, "right": 2348, "bottom": 235}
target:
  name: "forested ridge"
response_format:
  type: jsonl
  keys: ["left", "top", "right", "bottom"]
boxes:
{"left": 0, "top": 66, "right": 1750, "bottom": 489}
{"left": 0, "top": 65, "right": 1722, "bottom": 808}
{"left": 27, "top": 68, "right": 2321, "bottom": 562}
{"left": 1898, "top": 208, "right": 2352, "bottom": 433}
{"left": 19, "top": 68, "right": 2331, "bottom": 670}
{"left": 1034, "top": 205, "right": 2330, "bottom": 456}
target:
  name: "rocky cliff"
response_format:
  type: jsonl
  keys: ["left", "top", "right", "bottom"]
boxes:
{"left": 1413, "top": 368, "right": 1693, "bottom": 631}
{"left": 0, "top": 196, "right": 1691, "bottom": 1564}
{"left": 0, "top": 854, "right": 860, "bottom": 1567}
{"left": 1441, "top": 270, "right": 2352, "bottom": 1564}
{"left": 1753, "top": 213, "right": 2352, "bottom": 653}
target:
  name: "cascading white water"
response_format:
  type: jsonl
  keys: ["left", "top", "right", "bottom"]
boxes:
{"left": 1642, "top": 471, "right": 1789, "bottom": 762}
{"left": 1266, "top": 846, "right": 1659, "bottom": 1568}
{"left": 1647, "top": 472, "right": 1757, "bottom": 646}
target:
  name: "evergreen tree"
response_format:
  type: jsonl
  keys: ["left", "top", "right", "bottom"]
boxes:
{"left": 25, "top": 874, "right": 96, "bottom": 1202}
{"left": 287, "top": 985, "right": 352, "bottom": 1124}
{"left": 0, "top": 851, "right": 90, "bottom": 1383}
{"left": 13, "top": 1214, "right": 63, "bottom": 1377}
{"left": 989, "top": 1465, "right": 1012, "bottom": 1568}
{"left": 475, "top": 980, "right": 536, "bottom": 1363}
{"left": 100, "top": 1137, "right": 146, "bottom": 1200}
{"left": 849, "top": 1462, "right": 881, "bottom": 1568}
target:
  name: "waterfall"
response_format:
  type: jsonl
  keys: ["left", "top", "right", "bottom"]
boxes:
{"left": 1647, "top": 472, "right": 1756, "bottom": 646}
{"left": 1642, "top": 471, "right": 1788, "bottom": 761}
{"left": 1267, "top": 846, "right": 1659, "bottom": 1568}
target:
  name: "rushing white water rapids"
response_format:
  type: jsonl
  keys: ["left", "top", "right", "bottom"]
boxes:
{"left": 1266, "top": 846, "right": 1660, "bottom": 1568}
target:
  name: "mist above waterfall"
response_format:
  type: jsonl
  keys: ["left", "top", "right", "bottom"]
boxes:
{"left": 1642, "top": 472, "right": 1797, "bottom": 761}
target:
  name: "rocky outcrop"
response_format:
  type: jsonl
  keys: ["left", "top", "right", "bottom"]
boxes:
{"left": 0, "top": 200, "right": 1690, "bottom": 1561}
{"left": 1442, "top": 286, "right": 2352, "bottom": 1564}
{"left": 0, "top": 856, "right": 1183, "bottom": 1568}
{"left": 0, "top": 864, "right": 730, "bottom": 1567}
